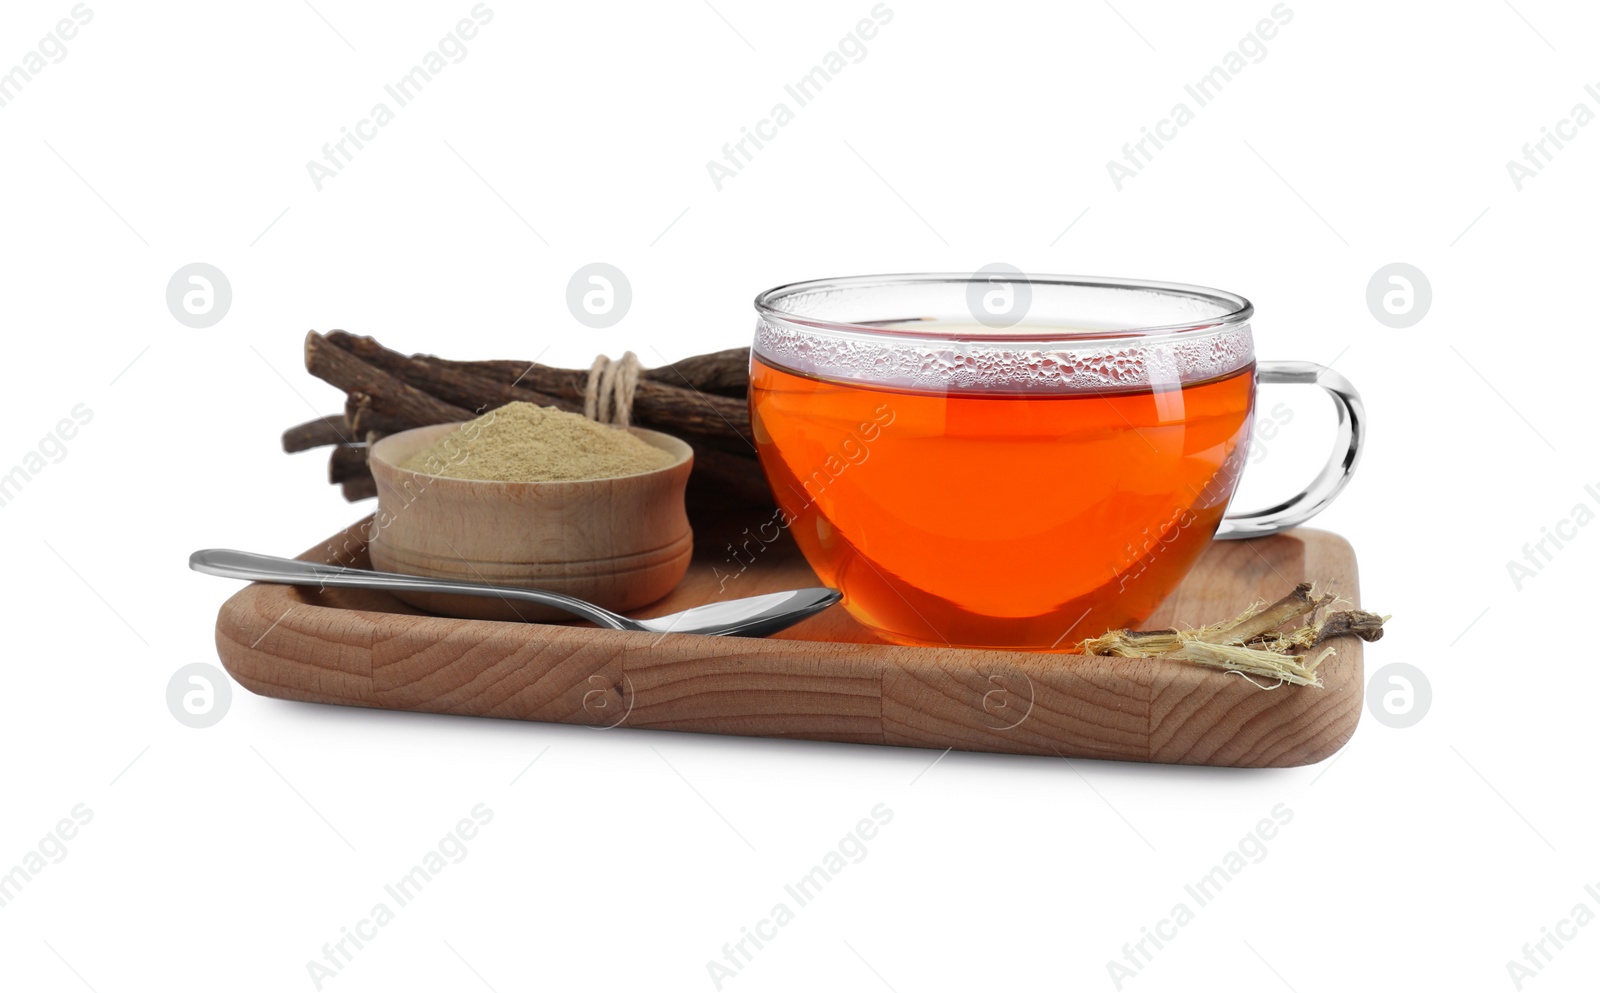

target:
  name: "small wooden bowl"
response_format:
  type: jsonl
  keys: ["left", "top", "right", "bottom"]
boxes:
{"left": 365, "top": 422, "right": 693, "bottom": 622}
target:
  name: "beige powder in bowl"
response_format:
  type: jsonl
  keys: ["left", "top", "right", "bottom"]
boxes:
{"left": 399, "top": 402, "right": 677, "bottom": 482}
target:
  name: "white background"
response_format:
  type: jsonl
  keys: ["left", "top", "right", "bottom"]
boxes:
{"left": 2, "top": 0, "right": 1596, "bottom": 990}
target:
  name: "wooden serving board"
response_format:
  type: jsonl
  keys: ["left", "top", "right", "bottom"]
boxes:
{"left": 212, "top": 517, "right": 1364, "bottom": 767}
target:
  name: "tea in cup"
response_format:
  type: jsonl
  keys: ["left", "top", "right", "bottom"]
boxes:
{"left": 748, "top": 273, "right": 1362, "bottom": 650}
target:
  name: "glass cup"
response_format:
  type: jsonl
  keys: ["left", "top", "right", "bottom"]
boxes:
{"left": 748, "top": 273, "right": 1363, "bottom": 650}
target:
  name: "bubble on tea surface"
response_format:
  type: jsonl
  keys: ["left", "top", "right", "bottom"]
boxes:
{"left": 1365, "top": 263, "right": 1430, "bottom": 328}
{"left": 756, "top": 275, "right": 1256, "bottom": 393}
{"left": 755, "top": 318, "right": 1254, "bottom": 393}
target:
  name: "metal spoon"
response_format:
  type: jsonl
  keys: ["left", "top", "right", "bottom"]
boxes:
{"left": 189, "top": 549, "right": 839, "bottom": 638}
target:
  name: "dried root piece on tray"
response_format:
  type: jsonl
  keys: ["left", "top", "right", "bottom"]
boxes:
{"left": 1081, "top": 583, "right": 1388, "bottom": 688}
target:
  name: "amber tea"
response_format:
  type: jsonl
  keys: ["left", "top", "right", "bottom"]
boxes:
{"left": 751, "top": 355, "right": 1254, "bottom": 648}
{"left": 749, "top": 275, "right": 1363, "bottom": 651}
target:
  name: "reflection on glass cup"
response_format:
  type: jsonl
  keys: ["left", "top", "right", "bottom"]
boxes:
{"left": 749, "top": 274, "right": 1363, "bottom": 651}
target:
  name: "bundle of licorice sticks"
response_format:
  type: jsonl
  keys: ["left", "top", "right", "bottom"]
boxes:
{"left": 281, "top": 331, "right": 771, "bottom": 507}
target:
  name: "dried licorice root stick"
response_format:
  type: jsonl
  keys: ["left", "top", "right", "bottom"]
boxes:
{"left": 1081, "top": 585, "right": 1389, "bottom": 688}
{"left": 320, "top": 331, "right": 754, "bottom": 442}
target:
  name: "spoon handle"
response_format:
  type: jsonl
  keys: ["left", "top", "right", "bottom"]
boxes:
{"left": 188, "top": 549, "right": 633, "bottom": 630}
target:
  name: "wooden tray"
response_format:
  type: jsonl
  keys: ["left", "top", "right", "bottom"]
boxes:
{"left": 212, "top": 518, "right": 1363, "bottom": 767}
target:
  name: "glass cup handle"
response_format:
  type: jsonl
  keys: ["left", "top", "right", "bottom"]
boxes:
{"left": 1214, "top": 360, "right": 1365, "bottom": 541}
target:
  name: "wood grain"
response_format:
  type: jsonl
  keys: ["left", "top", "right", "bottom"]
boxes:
{"left": 212, "top": 519, "right": 1364, "bottom": 767}
{"left": 363, "top": 423, "right": 694, "bottom": 622}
